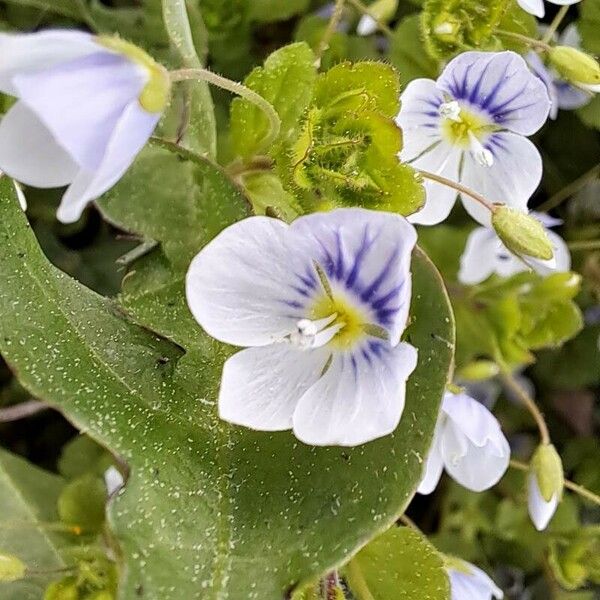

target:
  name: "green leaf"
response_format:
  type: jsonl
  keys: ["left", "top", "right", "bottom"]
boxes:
{"left": 1, "top": 0, "right": 81, "bottom": 20}
{"left": 577, "top": 95, "right": 600, "bottom": 131}
{"left": 495, "top": 0, "right": 537, "bottom": 53}
{"left": 422, "top": 0, "right": 510, "bottom": 61}
{"left": 0, "top": 449, "right": 66, "bottom": 599}
{"left": 0, "top": 179, "right": 454, "bottom": 599}
{"left": 249, "top": 0, "right": 310, "bottom": 22}
{"left": 230, "top": 42, "right": 317, "bottom": 159}
{"left": 242, "top": 172, "right": 301, "bottom": 222}
{"left": 58, "top": 435, "right": 111, "bottom": 480}
{"left": 579, "top": 0, "right": 600, "bottom": 55}
{"left": 57, "top": 474, "right": 107, "bottom": 534}
{"left": 389, "top": 15, "right": 439, "bottom": 87}
{"left": 345, "top": 526, "right": 450, "bottom": 599}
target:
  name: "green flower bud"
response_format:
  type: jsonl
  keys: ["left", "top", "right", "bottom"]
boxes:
{"left": 549, "top": 46, "right": 600, "bottom": 90}
{"left": 492, "top": 206, "right": 554, "bottom": 261}
{"left": 457, "top": 360, "right": 500, "bottom": 381}
{"left": 366, "top": 0, "right": 398, "bottom": 23}
{"left": 44, "top": 577, "right": 79, "bottom": 600}
{"left": 531, "top": 443, "right": 564, "bottom": 503}
{"left": 432, "top": 12, "right": 461, "bottom": 43}
{"left": 0, "top": 553, "right": 26, "bottom": 582}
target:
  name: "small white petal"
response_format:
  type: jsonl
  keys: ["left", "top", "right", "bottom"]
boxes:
{"left": 517, "top": 0, "right": 545, "bottom": 17}
{"left": 104, "top": 466, "right": 124, "bottom": 495}
{"left": 458, "top": 228, "right": 499, "bottom": 285}
{"left": 0, "top": 102, "right": 78, "bottom": 188}
{"left": 417, "top": 419, "right": 445, "bottom": 494}
{"left": 357, "top": 15, "right": 377, "bottom": 36}
{"left": 218, "top": 344, "right": 330, "bottom": 432}
{"left": 12, "top": 181, "right": 27, "bottom": 211}
{"left": 14, "top": 51, "right": 147, "bottom": 171}
{"left": 292, "top": 342, "right": 418, "bottom": 446}
{"left": 441, "top": 392, "right": 510, "bottom": 492}
{"left": 528, "top": 474, "right": 559, "bottom": 531}
{"left": 56, "top": 101, "right": 159, "bottom": 223}
{"left": 0, "top": 30, "right": 99, "bottom": 95}
{"left": 448, "top": 562, "right": 504, "bottom": 600}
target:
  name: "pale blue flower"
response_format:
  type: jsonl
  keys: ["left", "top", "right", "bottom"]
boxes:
{"left": 0, "top": 30, "right": 168, "bottom": 223}
{"left": 185, "top": 209, "right": 418, "bottom": 446}
{"left": 397, "top": 51, "right": 551, "bottom": 225}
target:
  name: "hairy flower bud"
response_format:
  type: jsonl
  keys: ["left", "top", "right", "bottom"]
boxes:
{"left": 492, "top": 206, "right": 554, "bottom": 261}
{"left": 549, "top": 46, "right": 600, "bottom": 92}
{"left": 531, "top": 443, "right": 564, "bottom": 502}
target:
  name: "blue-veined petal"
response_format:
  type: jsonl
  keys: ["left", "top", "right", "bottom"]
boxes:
{"left": 438, "top": 51, "right": 550, "bottom": 135}
{"left": 526, "top": 51, "right": 559, "bottom": 119}
{"left": 219, "top": 344, "right": 330, "bottom": 431}
{"left": 459, "top": 131, "right": 541, "bottom": 225}
{"left": 0, "top": 30, "right": 99, "bottom": 95}
{"left": 290, "top": 208, "right": 417, "bottom": 346}
{"left": 14, "top": 51, "right": 147, "bottom": 171}
{"left": 56, "top": 101, "right": 159, "bottom": 223}
{"left": 292, "top": 342, "right": 418, "bottom": 446}
{"left": 0, "top": 102, "right": 78, "bottom": 188}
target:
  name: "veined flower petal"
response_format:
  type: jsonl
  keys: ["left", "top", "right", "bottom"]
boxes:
{"left": 0, "top": 102, "right": 79, "bottom": 188}
{"left": 292, "top": 342, "right": 418, "bottom": 446}
{"left": 438, "top": 51, "right": 550, "bottom": 135}
{"left": 219, "top": 344, "right": 330, "bottom": 431}
{"left": 528, "top": 473, "right": 559, "bottom": 531}
{"left": 56, "top": 101, "right": 160, "bottom": 223}
{"left": 14, "top": 51, "right": 147, "bottom": 171}
{"left": 0, "top": 30, "right": 99, "bottom": 95}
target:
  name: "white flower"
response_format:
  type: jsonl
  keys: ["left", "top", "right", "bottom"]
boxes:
{"left": 104, "top": 466, "right": 124, "bottom": 496}
{"left": 458, "top": 212, "right": 571, "bottom": 285}
{"left": 527, "top": 25, "right": 591, "bottom": 119}
{"left": 517, "top": 0, "right": 581, "bottom": 19}
{"left": 185, "top": 208, "right": 418, "bottom": 447}
{"left": 527, "top": 472, "right": 559, "bottom": 530}
{"left": 418, "top": 391, "right": 510, "bottom": 494}
{"left": 396, "top": 51, "right": 551, "bottom": 226}
{"left": 447, "top": 559, "right": 503, "bottom": 600}
{"left": 0, "top": 30, "right": 169, "bottom": 223}
{"left": 357, "top": 15, "right": 378, "bottom": 36}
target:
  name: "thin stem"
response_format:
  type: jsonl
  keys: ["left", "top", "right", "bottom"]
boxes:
{"left": 170, "top": 68, "right": 281, "bottom": 152}
{"left": 496, "top": 29, "right": 552, "bottom": 53}
{"left": 347, "top": 0, "right": 393, "bottom": 37}
{"left": 542, "top": 5, "right": 570, "bottom": 45}
{"left": 149, "top": 135, "right": 209, "bottom": 167}
{"left": 416, "top": 169, "right": 498, "bottom": 214}
{"left": 510, "top": 460, "right": 600, "bottom": 506}
{"left": 345, "top": 559, "right": 375, "bottom": 600}
{"left": 317, "top": 0, "right": 346, "bottom": 62}
{"left": 537, "top": 163, "right": 600, "bottom": 212}
{"left": 501, "top": 372, "right": 550, "bottom": 445}
{"left": 568, "top": 239, "right": 600, "bottom": 251}
{"left": 0, "top": 400, "right": 49, "bottom": 422}
{"left": 398, "top": 513, "right": 422, "bottom": 534}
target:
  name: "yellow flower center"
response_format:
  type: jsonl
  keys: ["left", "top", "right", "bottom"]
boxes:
{"left": 97, "top": 36, "right": 170, "bottom": 113}
{"left": 441, "top": 102, "right": 492, "bottom": 148}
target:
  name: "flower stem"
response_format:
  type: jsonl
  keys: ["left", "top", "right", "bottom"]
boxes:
{"left": 170, "top": 68, "right": 281, "bottom": 153}
{"left": 496, "top": 29, "right": 553, "bottom": 53}
{"left": 317, "top": 0, "right": 346, "bottom": 62}
{"left": 398, "top": 513, "right": 422, "bottom": 533}
{"left": 347, "top": 0, "right": 393, "bottom": 37}
{"left": 568, "top": 239, "right": 600, "bottom": 251}
{"left": 345, "top": 559, "right": 376, "bottom": 600}
{"left": 510, "top": 459, "right": 600, "bottom": 506}
{"left": 415, "top": 169, "right": 498, "bottom": 214}
{"left": 0, "top": 400, "right": 48, "bottom": 422}
{"left": 542, "top": 5, "right": 570, "bottom": 45}
{"left": 537, "top": 163, "right": 600, "bottom": 212}
{"left": 501, "top": 372, "right": 550, "bottom": 445}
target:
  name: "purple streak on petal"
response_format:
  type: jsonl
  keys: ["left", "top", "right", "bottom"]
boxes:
{"left": 346, "top": 225, "right": 375, "bottom": 288}
{"left": 360, "top": 246, "right": 401, "bottom": 303}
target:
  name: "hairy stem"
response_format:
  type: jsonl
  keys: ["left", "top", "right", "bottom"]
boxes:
{"left": 347, "top": 0, "right": 393, "bottom": 36}
{"left": 496, "top": 29, "right": 552, "bottom": 53}
{"left": 170, "top": 68, "right": 281, "bottom": 152}
{"left": 542, "top": 5, "right": 570, "bottom": 45}
{"left": 0, "top": 400, "right": 48, "bottom": 422}
{"left": 317, "top": 0, "right": 346, "bottom": 62}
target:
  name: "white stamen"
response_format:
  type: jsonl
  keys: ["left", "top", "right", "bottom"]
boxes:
{"left": 439, "top": 100, "right": 462, "bottom": 122}
{"left": 289, "top": 314, "right": 341, "bottom": 349}
{"left": 468, "top": 131, "right": 494, "bottom": 167}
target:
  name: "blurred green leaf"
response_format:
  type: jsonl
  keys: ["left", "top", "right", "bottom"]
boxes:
{"left": 57, "top": 474, "right": 107, "bottom": 534}
{"left": 249, "top": 0, "right": 310, "bottom": 22}
{"left": 579, "top": 0, "right": 600, "bottom": 55}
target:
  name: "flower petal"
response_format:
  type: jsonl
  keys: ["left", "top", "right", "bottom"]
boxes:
{"left": 56, "top": 101, "right": 159, "bottom": 223}
{"left": 517, "top": 0, "right": 545, "bottom": 17}
{"left": 528, "top": 474, "right": 558, "bottom": 531}
{"left": 0, "top": 102, "right": 78, "bottom": 188}
{"left": 417, "top": 419, "right": 445, "bottom": 494}
{"left": 218, "top": 344, "right": 330, "bottom": 432}
{"left": 292, "top": 342, "right": 418, "bottom": 446}
{"left": 14, "top": 51, "right": 147, "bottom": 171}
{"left": 396, "top": 78, "right": 445, "bottom": 161}
{"left": 526, "top": 51, "right": 559, "bottom": 120}
{"left": 459, "top": 132, "right": 541, "bottom": 225}
{"left": 290, "top": 208, "right": 417, "bottom": 346}
{"left": 438, "top": 51, "right": 550, "bottom": 135}
{"left": 0, "top": 30, "right": 99, "bottom": 95}
{"left": 448, "top": 563, "right": 504, "bottom": 600}
{"left": 458, "top": 227, "right": 500, "bottom": 285}
{"left": 186, "top": 216, "right": 315, "bottom": 347}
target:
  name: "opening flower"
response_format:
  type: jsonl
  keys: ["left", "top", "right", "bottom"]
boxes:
{"left": 528, "top": 471, "right": 559, "bottom": 531}
{"left": 185, "top": 208, "right": 418, "bottom": 446}
{"left": 418, "top": 391, "right": 510, "bottom": 494}
{"left": 446, "top": 558, "right": 503, "bottom": 600}
{"left": 0, "top": 30, "right": 170, "bottom": 223}
{"left": 459, "top": 212, "right": 571, "bottom": 285}
{"left": 396, "top": 51, "right": 551, "bottom": 225}
{"left": 517, "top": 0, "right": 581, "bottom": 19}
{"left": 527, "top": 25, "right": 592, "bottom": 119}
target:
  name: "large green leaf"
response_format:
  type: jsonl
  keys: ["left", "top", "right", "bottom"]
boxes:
{"left": 0, "top": 178, "right": 454, "bottom": 599}
{"left": 345, "top": 526, "right": 450, "bottom": 599}
{"left": 0, "top": 449, "right": 66, "bottom": 600}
